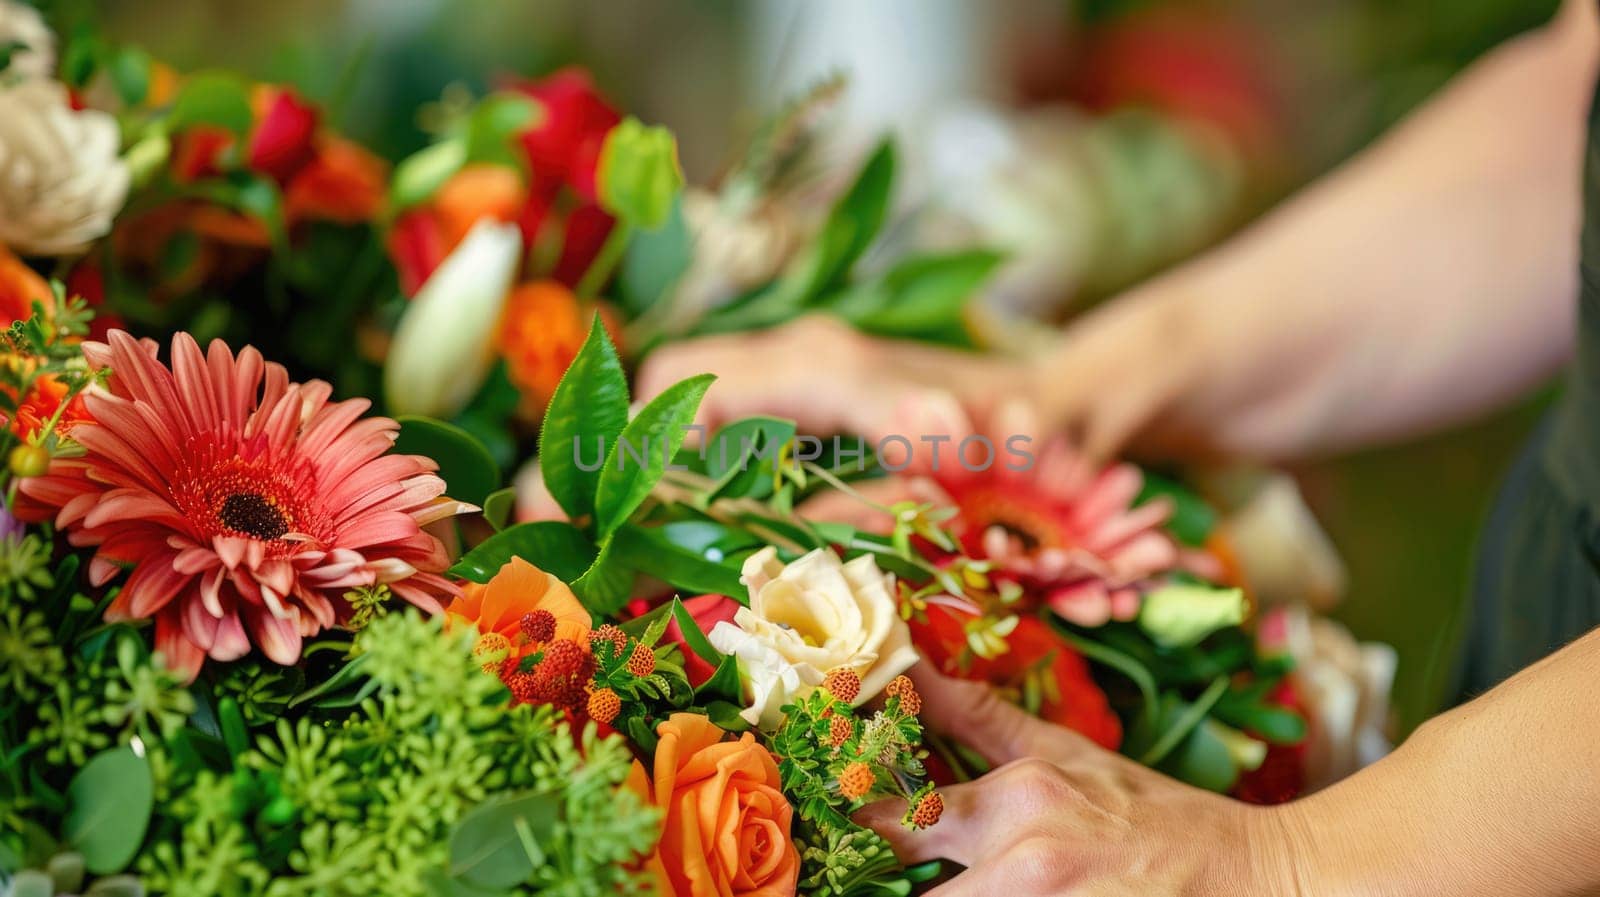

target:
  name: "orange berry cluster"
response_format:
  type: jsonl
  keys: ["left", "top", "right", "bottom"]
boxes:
{"left": 827, "top": 714, "right": 853, "bottom": 748}
{"left": 821, "top": 667, "right": 861, "bottom": 704}
{"left": 885, "top": 674, "right": 921, "bottom": 716}
{"left": 502, "top": 637, "right": 594, "bottom": 712}
{"left": 587, "top": 686, "right": 622, "bottom": 725}
{"left": 589, "top": 624, "right": 628, "bottom": 658}
{"left": 837, "top": 761, "right": 875, "bottom": 801}
{"left": 910, "top": 790, "right": 943, "bottom": 828}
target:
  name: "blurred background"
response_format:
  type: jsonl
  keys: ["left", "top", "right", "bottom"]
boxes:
{"left": 77, "top": 0, "right": 1563, "bottom": 732}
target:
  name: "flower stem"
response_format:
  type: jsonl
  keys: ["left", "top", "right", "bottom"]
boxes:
{"left": 575, "top": 221, "right": 632, "bottom": 298}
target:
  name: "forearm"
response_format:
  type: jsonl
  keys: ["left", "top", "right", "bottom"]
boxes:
{"left": 1273, "top": 627, "right": 1600, "bottom": 896}
{"left": 1044, "top": 2, "right": 1596, "bottom": 461}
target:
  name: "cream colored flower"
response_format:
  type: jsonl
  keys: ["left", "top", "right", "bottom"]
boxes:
{"left": 708, "top": 547, "right": 918, "bottom": 728}
{"left": 383, "top": 219, "right": 522, "bottom": 418}
{"left": 705, "top": 620, "right": 823, "bottom": 730}
{"left": 0, "top": 81, "right": 128, "bottom": 256}
{"left": 0, "top": 1, "right": 55, "bottom": 81}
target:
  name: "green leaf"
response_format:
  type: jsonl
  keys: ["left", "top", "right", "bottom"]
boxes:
{"left": 669, "top": 597, "right": 723, "bottom": 666}
{"left": 481, "top": 487, "right": 517, "bottom": 531}
{"left": 572, "top": 539, "right": 637, "bottom": 616}
{"left": 64, "top": 748, "right": 153, "bottom": 874}
{"left": 448, "top": 521, "right": 597, "bottom": 584}
{"left": 1157, "top": 717, "right": 1241, "bottom": 793}
{"left": 796, "top": 139, "right": 895, "bottom": 297}
{"left": 695, "top": 653, "right": 743, "bottom": 702}
{"left": 613, "top": 525, "right": 746, "bottom": 597}
{"left": 704, "top": 416, "right": 796, "bottom": 500}
{"left": 447, "top": 791, "right": 558, "bottom": 889}
{"left": 8, "top": 870, "right": 52, "bottom": 897}
{"left": 593, "top": 373, "right": 714, "bottom": 537}
{"left": 167, "top": 71, "right": 255, "bottom": 135}
{"left": 1137, "top": 473, "right": 1217, "bottom": 547}
{"left": 391, "top": 139, "right": 468, "bottom": 211}
{"left": 837, "top": 249, "right": 1002, "bottom": 344}
{"left": 620, "top": 195, "right": 692, "bottom": 315}
{"left": 705, "top": 699, "right": 752, "bottom": 732}
{"left": 539, "top": 317, "right": 630, "bottom": 524}
{"left": 1138, "top": 677, "right": 1230, "bottom": 767}
{"left": 108, "top": 46, "right": 151, "bottom": 107}
{"left": 394, "top": 415, "right": 500, "bottom": 508}
{"left": 463, "top": 94, "right": 541, "bottom": 168}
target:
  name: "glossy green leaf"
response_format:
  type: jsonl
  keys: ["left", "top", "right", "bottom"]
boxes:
{"left": 394, "top": 415, "right": 500, "bottom": 508}
{"left": 167, "top": 71, "right": 254, "bottom": 135}
{"left": 695, "top": 653, "right": 744, "bottom": 702}
{"left": 704, "top": 416, "right": 796, "bottom": 500}
{"left": 109, "top": 46, "right": 151, "bottom": 106}
{"left": 64, "top": 747, "right": 153, "bottom": 874}
{"left": 668, "top": 597, "right": 723, "bottom": 666}
{"left": 838, "top": 249, "right": 1001, "bottom": 344}
{"left": 572, "top": 539, "right": 636, "bottom": 616}
{"left": 447, "top": 791, "right": 557, "bottom": 888}
{"left": 593, "top": 373, "right": 714, "bottom": 537}
{"left": 705, "top": 699, "right": 752, "bottom": 732}
{"left": 613, "top": 525, "right": 746, "bottom": 597}
{"left": 448, "top": 521, "right": 597, "bottom": 584}
{"left": 796, "top": 139, "right": 895, "bottom": 297}
{"left": 481, "top": 487, "right": 517, "bottom": 531}
{"left": 1137, "top": 472, "right": 1217, "bottom": 547}
{"left": 539, "top": 317, "right": 630, "bottom": 525}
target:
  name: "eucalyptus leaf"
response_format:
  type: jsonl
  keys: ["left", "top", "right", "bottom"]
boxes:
{"left": 63, "top": 747, "right": 153, "bottom": 874}
{"left": 447, "top": 791, "right": 558, "bottom": 889}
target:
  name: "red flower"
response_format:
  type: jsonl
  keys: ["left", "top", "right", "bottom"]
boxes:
{"left": 247, "top": 87, "right": 319, "bottom": 184}
{"left": 509, "top": 68, "right": 620, "bottom": 201}
{"left": 283, "top": 137, "right": 388, "bottom": 225}
{"left": 1231, "top": 680, "right": 1307, "bottom": 805}
{"left": 662, "top": 594, "right": 740, "bottom": 687}
{"left": 910, "top": 604, "right": 1122, "bottom": 751}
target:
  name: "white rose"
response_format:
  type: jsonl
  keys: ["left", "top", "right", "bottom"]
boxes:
{"left": 0, "top": 80, "right": 129, "bottom": 256}
{"left": 706, "top": 620, "right": 823, "bottom": 730}
{"left": 709, "top": 547, "right": 918, "bottom": 728}
{"left": 0, "top": 1, "right": 55, "bottom": 81}
{"left": 383, "top": 219, "right": 522, "bottom": 418}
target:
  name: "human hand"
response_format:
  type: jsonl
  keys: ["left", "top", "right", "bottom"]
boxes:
{"left": 633, "top": 315, "right": 1036, "bottom": 468}
{"left": 856, "top": 664, "right": 1300, "bottom": 896}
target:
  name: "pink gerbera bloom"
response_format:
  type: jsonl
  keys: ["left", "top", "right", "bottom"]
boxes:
{"left": 930, "top": 441, "right": 1221, "bottom": 627}
{"left": 15, "top": 331, "right": 471, "bottom": 680}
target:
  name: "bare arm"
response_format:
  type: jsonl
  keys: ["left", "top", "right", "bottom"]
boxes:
{"left": 861, "top": 628, "right": 1600, "bottom": 896}
{"left": 1035, "top": 0, "right": 1598, "bottom": 460}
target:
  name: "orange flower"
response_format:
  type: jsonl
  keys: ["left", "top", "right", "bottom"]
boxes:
{"left": 0, "top": 244, "right": 50, "bottom": 324}
{"left": 285, "top": 137, "right": 389, "bottom": 225}
{"left": 447, "top": 556, "right": 592, "bottom": 650}
{"left": 435, "top": 164, "right": 526, "bottom": 250}
{"left": 6, "top": 375, "right": 90, "bottom": 440}
{"left": 497, "top": 281, "right": 621, "bottom": 410}
{"left": 647, "top": 713, "right": 799, "bottom": 897}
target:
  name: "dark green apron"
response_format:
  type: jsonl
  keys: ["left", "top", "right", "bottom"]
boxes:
{"left": 1460, "top": 74, "right": 1600, "bottom": 698}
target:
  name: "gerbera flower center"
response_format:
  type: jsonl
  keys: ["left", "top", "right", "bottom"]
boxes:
{"left": 961, "top": 489, "right": 1069, "bottom": 551}
{"left": 219, "top": 492, "right": 290, "bottom": 540}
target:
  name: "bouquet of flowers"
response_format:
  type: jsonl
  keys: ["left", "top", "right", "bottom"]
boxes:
{"left": 0, "top": 7, "right": 1390, "bottom": 895}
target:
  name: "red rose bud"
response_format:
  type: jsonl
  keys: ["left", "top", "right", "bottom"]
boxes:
{"left": 172, "top": 126, "right": 234, "bottom": 183}
{"left": 248, "top": 87, "right": 319, "bottom": 184}
{"left": 664, "top": 594, "right": 741, "bottom": 687}
{"left": 387, "top": 209, "right": 447, "bottom": 297}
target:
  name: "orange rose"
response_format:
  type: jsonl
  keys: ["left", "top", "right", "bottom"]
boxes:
{"left": 285, "top": 137, "right": 389, "bottom": 225}
{"left": 434, "top": 164, "right": 526, "bottom": 250}
{"left": 647, "top": 713, "right": 799, "bottom": 897}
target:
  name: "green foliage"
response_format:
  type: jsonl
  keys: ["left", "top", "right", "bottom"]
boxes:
{"left": 450, "top": 522, "right": 597, "bottom": 585}
{"left": 597, "top": 118, "right": 684, "bottom": 230}
{"left": 539, "top": 318, "right": 630, "bottom": 525}
{"left": 394, "top": 416, "right": 501, "bottom": 508}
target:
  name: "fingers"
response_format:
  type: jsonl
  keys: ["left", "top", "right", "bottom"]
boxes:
{"left": 908, "top": 662, "right": 1095, "bottom": 767}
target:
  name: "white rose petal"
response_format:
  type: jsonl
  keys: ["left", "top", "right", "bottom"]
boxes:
{"left": 0, "top": 80, "right": 128, "bottom": 256}
{"left": 708, "top": 621, "right": 822, "bottom": 730}
{"left": 0, "top": 1, "right": 55, "bottom": 81}
{"left": 718, "top": 547, "right": 919, "bottom": 728}
{"left": 383, "top": 219, "right": 522, "bottom": 418}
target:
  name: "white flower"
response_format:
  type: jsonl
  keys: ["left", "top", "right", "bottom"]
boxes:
{"left": 707, "top": 620, "right": 823, "bottom": 729}
{"left": 1261, "top": 605, "right": 1396, "bottom": 790}
{"left": 384, "top": 219, "right": 522, "bottom": 418}
{"left": 0, "top": 81, "right": 128, "bottom": 256}
{"left": 708, "top": 547, "right": 918, "bottom": 728}
{"left": 0, "top": 1, "right": 55, "bottom": 81}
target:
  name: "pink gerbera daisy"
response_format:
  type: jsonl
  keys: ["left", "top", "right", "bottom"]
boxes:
{"left": 932, "top": 441, "right": 1221, "bottom": 627}
{"left": 14, "top": 330, "right": 471, "bottom": 680}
